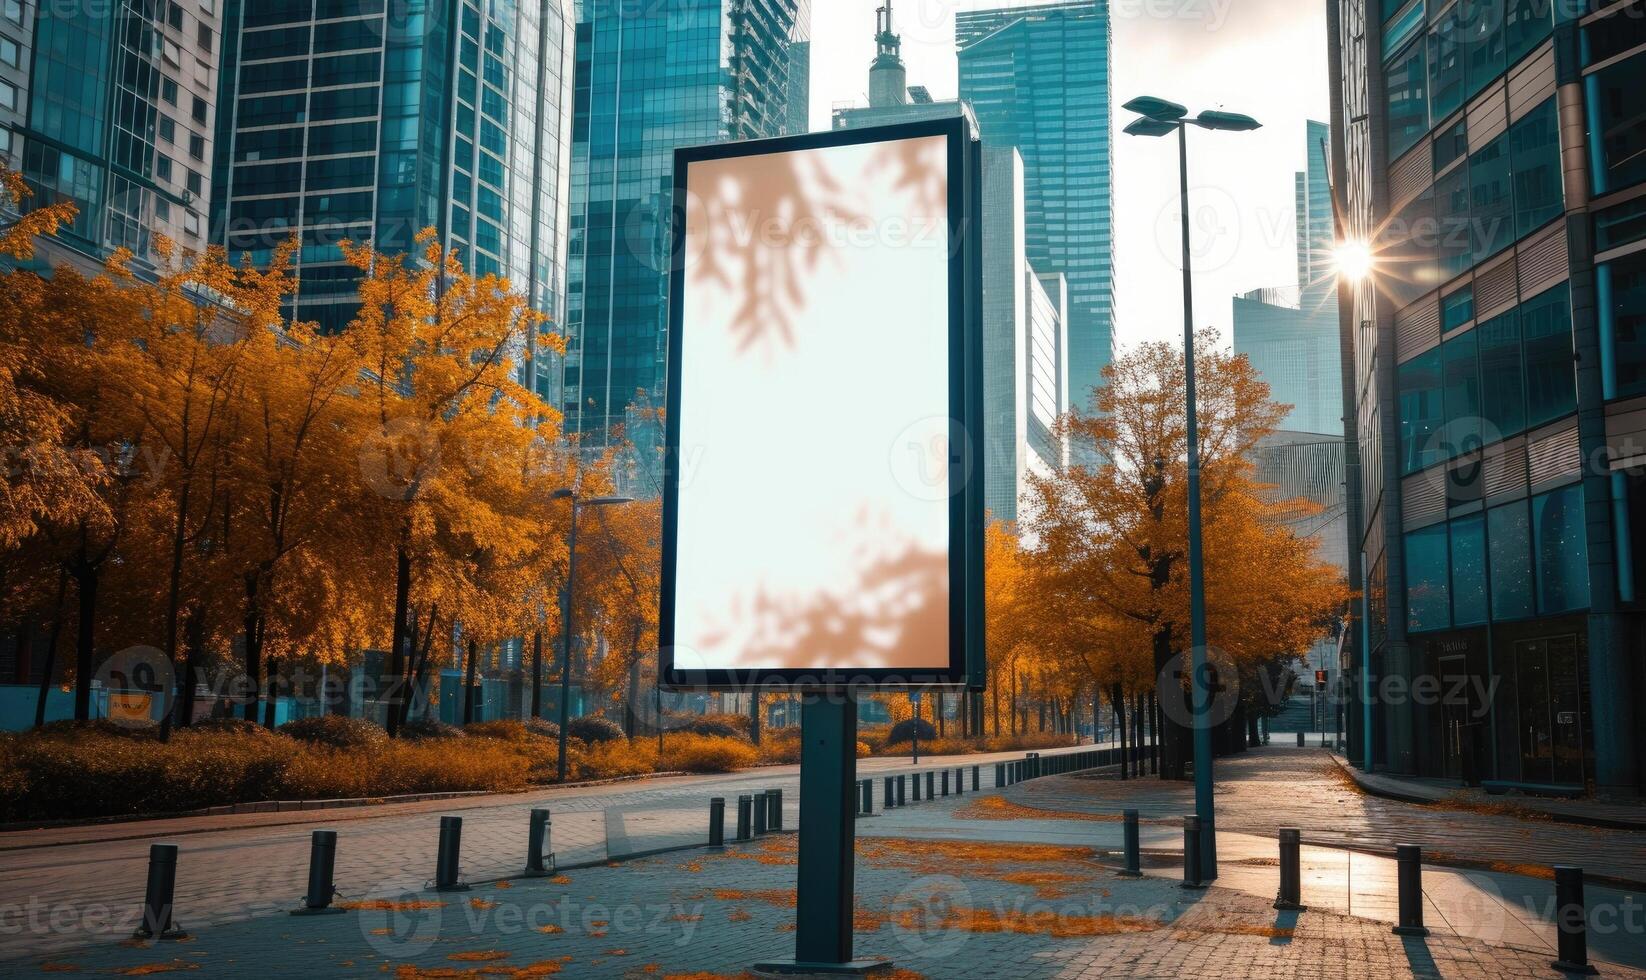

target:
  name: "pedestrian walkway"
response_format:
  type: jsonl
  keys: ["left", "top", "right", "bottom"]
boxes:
{"left": 0, "top": 742, "right": 1096, "bottom": 958}
{"left": 1330, "top": 751, "right": 1646, "bottom": 831}
{"left": 859, "top": 781, "right": 1646, "bottom": 970}
{"left": 5, "top": 826, "right": 1637, "bottom": 978}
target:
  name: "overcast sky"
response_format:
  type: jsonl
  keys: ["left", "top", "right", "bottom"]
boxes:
{"left": 805, "top": 0, "right": 1333, "bottom": 351}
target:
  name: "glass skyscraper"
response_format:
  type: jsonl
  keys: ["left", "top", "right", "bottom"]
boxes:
{"left": 1233, "top": 120, "right": 1343, "bottom": 439}
{"left": 957, "top": 0, "right": 1113, "bottom": 412}
{"left": 211, "top": 0, "right": 574, "bottom": 367}
{"left": 557, "top": 0, "right": 811, "bottom": 449}
{"left": 7, "top": 0, "right": 222, "bottom": 272}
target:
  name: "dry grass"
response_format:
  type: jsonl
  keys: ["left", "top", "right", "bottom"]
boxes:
{"left": 950, "top": 794, "right": 1121, "bottom": 823}
{"left": 660, "top": 734, "right": 759, "bottom": 773}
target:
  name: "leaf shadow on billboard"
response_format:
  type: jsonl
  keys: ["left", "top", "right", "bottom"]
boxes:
{"left": 685, "top": 137, "right": 948, "bottom": 357}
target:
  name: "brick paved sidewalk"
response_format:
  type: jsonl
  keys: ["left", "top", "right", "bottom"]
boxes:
{"left": 0, "top": 743, "right": 1090, "bottom": 958}
{"left": 5, "top": 833, "right": 1637, "bottom": 979}
{"left": 1327, "top": 751, "right": 1646, "bottom": 832}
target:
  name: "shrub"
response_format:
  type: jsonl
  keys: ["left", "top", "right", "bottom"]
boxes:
{"left": 757, "top": 728, "right": 802, "bottom": 765}
{"left": 523, "top": 716, "right": 560, "bottom": 740}
{"left": 660, "top": 734, "right": 758, "bottom": 773}
{"left": 574, "top": 739, "right": 658, "bottom": 781}
{"left": 464, "top": 720, "right": 529, "bottom": 742}
{"left": 278, "top": 715, "right": 386, "bottom": 749}
{"left": 665, "top": 712, "right": 750, "bottom": 739}
{"left": 400, "top": 717, "right": 465, "bottom": 741}
{"left": 36, "top": 718, "right": 158, "bottom": 740}
{"left": 188, "top": 717, "right": 274, "bottom": 737}
{"left": 566, "top": 715, "right": 624, "bottom": 744}
{"left": 886, "top": 718, "right": 937, "bottom": 746}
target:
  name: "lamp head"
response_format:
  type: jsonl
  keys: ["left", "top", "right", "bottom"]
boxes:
{"left": 1122, "top": 96, "right": 1188, "bottom": 121}
{"left": 1123, "top": 117, "right": 1179, "bottom": 138}
{"left": 1195, "top": 109, "right": 1262, "bottom": 132}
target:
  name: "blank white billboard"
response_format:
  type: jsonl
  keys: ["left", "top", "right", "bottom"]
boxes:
{"left": 665, "top": 125, "right": 966, "bottom": 682}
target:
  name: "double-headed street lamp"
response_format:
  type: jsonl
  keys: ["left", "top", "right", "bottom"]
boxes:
{"left": 1123, "top": 95, "right": 1262, "bottom": 884}
{"left": 550, "top": 487, "right": 635, "bottom": 782}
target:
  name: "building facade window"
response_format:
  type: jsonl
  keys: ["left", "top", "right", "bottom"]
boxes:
{"left": 1442, "top": 329, "right": 1481, "bottom": 454}
{"left": 1533, "top": 484, "right": 1589, "bottom": 614}
{"left": 1451, "top": 513, "right": 1488, "bottom": 626}
{"left": 1521, "top": 282, "right": 1577, "bottom": 428}
{"left": 1399, "top": 347, "right": 1444, "bottom": 474}
{"left": 1586, "top": 50, "right": 1646, "bottom": 195}
{"left": 1508, "top": 98, "right": 1562, "bottom": 238}
{"left": 1478, "top": 308, "right": 1525, "bottom": 437}
{"left": 1406, "top": 522, "right": 1451, "bottom": 632}
{"left": 1386, "top": 37, "right": 1428, "bottom": 161}
{"left": 1599, "top": 250, "right": 1646, "bottom": 400}
{"left": 1488, "top": 499, "right": 1534, "bottom": 620}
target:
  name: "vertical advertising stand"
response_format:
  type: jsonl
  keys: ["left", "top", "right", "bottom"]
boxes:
{"left": 661, "top": 116, "right": 984, "bottom": 973}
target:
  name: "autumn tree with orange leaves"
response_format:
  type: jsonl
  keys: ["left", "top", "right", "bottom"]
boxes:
{"left": 1022, "top": 331, "right": 1349, "bottom": 779}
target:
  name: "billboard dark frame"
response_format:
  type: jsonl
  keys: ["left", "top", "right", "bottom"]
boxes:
{"left": 659, "top": 115, "right": 985, "bottom": 693}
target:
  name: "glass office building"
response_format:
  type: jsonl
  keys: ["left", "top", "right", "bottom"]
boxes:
{"left": 557, "top": 0, "right": 811, "bottom": 449}
{"left": 1329, "top": 0, "right": 1645, "bottom": 794}
{"left": 957, "top": 0, "right": 1114, "bottom": 413}
{"left": 5, "top": 0, "right": 222, "bottom": 273}
{"left": 211, "top": 0, "right": 574, "bottom": 369}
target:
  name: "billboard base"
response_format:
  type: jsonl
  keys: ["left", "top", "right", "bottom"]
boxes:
{"left": 754, "top": 694, "right": 894, "bottom": 975}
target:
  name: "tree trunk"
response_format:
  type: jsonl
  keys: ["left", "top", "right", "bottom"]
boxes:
{"left": 625, "top": 656, "right": 640, "bottom": 739}
{"left": 34, "top": 568, "right": 68, "bottom": 729}
{"left": 242, "top": 572, "right": 261, "bottom": 722}
{"left": 71, "top": 562, "right": 98, "bottom": 721}
{"left": 530, "top": 630, "right": 543, "bottom": 719}
{"left": 159, "top": 480, "right": 192, "bottom": 741}
{"left": 1150, "top": 691, "right": 1161, "bottom": 775}
{"left": 385, "top": 542, "right": 412, "bottom": 737}
{"left": 1111, "top": 683, "right": 1127, "bottom": 780}
{"left": 176, "top": 607, "right": 203, "bottom": 728}
{"left": 463, "top": 638, "right": 479, "bottom": 725}
{"left": 401, "top": 604, "right": 438, "bottom": 728}
{"left": 263, "top": 657, "right": 279, "bottom": 728}
{"left": 749, "top": 692, "right": 761, "bottom": 746}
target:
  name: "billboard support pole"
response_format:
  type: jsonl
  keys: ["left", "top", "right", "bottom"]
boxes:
{"left": 755, "top": 692, "right": 888, "bottom": 975}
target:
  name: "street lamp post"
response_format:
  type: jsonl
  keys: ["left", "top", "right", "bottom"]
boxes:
{"left": 1123, "top": 96, "right": 1261, "bottom": 884}
{"left": 550, "top": 488, "right": 634, "bottom": 782}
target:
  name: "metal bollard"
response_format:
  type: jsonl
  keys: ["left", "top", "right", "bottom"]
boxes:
{"left": 973, "top": 765, "right": 980, "bottom": 791}
{"left": 767, "top": 788, "right": 783, "bottom": 832}
{"left": 524, "top": 809, "right": 554, "bottom": 876}
{"left": 1296, "top": 731, "right": 1305, "bottom": 747}
{"left": 1392, "top": 845, "right": 1428, "bottom": 936}
{"left": 1119, "top": 810, "right": 1141, "bottom": 877}
{"left": 1182, "top": 816, "right": 1205, "bottom": 889}
{"left": 861, "top": 779, "right": 873, "bottom": 815}
{"left": 435, "top": 816, "right": 469, "bottom": 892}
{"left": 736, "top": 794, "right": 753, "bottom": 841}
{"left": 913, "top": 771, "right": 922, "bottom": 802}
{"left": 293, "top": 831, "right": 344, "bottom": 914}
{"left": 995, "top": 762, "right": 1005, "bottom": 787}
{"left": 925, "top": 771, "right": 935, "bottom": 799}
{"left": 939, "top": 770, "right": 948, "bottom": 796}
{"left": 897, "top": 774, "right": 907, "bottom": 807}
{"left": 885, "top": 775, "right": 896, "bottom": 810}
{"left": 1274, "top": 828, "right": 1303, "bottom": 910}
{"left": 955, "top": 767, "right": 964, "bottom": 794}
{"left": 134, "top": 843, "right": 187, "bottom": 939}
{"left": 1551, "top": 866, "right": 1596, "bottom": 974}
{"left": 753, "top": 791, "right": 769, "bottom": 836}
{"left": 709, "top": 798, "right": 726, "bottom": 849}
